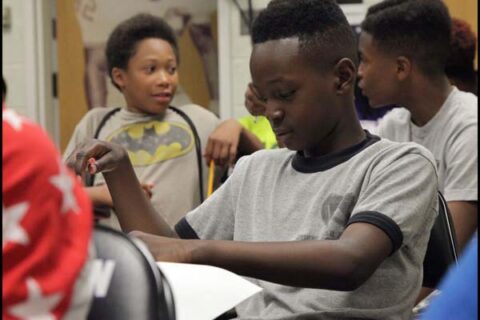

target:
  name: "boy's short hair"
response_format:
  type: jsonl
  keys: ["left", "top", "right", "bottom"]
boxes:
{"left": 361, "top": 0, "right": 451, "bottom": 76}
{"left": 251, "top": 0, "right": 358, "bottom": 71}
{"left": 445, "top": 18, "right": 477, "bottom": 81}
{"left": 106, "top": 13, "right": 179, "bottom": 89}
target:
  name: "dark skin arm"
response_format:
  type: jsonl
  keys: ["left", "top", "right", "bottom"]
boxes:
{"left": 204, "top": 119, "right": 264, "bottom": 167}
{"left": 203, "top": 83, "right": 271, "bottom": 167}
{"left": 203, "top": 83, "right": 272, "bottom": 168}
{"left": 132, "top": 222, "right": 392, "bottom": 290}
{"left": 67, "top": 139, "right": 176, "bottom": 237}
{"left": 448, "top": 201, "right": 477, "bottom": 252}
{"left": 71, "top": 139, "right": 392, "bottom": 291}
{"left": 85, "top": 183, "right": 153, "bottom": 207}
{"left": 238, "top": 124, "right": 265, "bottom": 156}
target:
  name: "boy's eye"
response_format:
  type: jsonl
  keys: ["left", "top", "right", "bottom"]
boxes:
{"left": 258, "top": 95, "right": 268, "bottom": 103}
{"left": 167, "top": 66, "right": 177, "bottom": 74}
{"left": 145, "top": 65, "right": 156, "bottom": 73}
{"left": 277, "top": 90, "right": 295, "bottom": 100}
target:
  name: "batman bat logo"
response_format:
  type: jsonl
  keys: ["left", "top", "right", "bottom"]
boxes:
{"left": 106, "top": 121, "right": 194, "bottom": 166}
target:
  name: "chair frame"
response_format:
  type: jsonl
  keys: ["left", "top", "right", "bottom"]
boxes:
{"left": 422, "top": 192, "right": 459, "bottom": 289}
{"left": 88, "top": 224, "right": 176, "bottom": 320}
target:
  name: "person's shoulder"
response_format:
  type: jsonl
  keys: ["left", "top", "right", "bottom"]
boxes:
{"left": 238, "top": 115, "right": 253, "bottom": 129}
{"left": 251, "top": 147, "right": 292, "bottom": 158}
{"left": 378, "top": 107, "right": 410, "bottom": 125}
{"left": 77, "top": 106, "right": 122, "bottom": 127}
{"left": 376, "top": 107, "right": 410, "bottom": 137}
{"left": 236, "top": 148, "right": 293, "bottom": 167}
{"left": 174, "top": 104, "right": 219, "bottom": 122}
{"left": 3, "top": 109, "right": 47, "bottom": 138}
{"left": 436, "top": 88, "right": 477, "bottom": 136}
{"left": 453, "top": 87, "right": 478, "bottom": 103}
{"left": 3, "top": 109, "right": 59, "bottom": 164}
{"left": 71, "top": 107, "right": 123, "bottom": 138}
{"left": 449, "top": 88, "right": 478, "bottom": 117}
{"left": 374, "top": 138, "right": 437, "bottom": 169}
{"left": 85, "top": 106, "right": 121, "bottom": 119}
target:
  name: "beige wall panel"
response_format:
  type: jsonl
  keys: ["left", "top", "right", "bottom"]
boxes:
{"left": 57, "top": 0, "right": 89, "bottom": 152}
{"left": 178, "top": 26, "right": 211, "bottom": 109}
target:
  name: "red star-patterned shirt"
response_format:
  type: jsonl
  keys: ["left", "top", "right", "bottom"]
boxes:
{"left": 3, "top": 106, "right": 93, "bottom": 319}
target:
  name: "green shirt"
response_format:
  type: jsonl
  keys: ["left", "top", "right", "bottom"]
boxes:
{"left": 238, "top": 115, "right": 277, "bottom": 149}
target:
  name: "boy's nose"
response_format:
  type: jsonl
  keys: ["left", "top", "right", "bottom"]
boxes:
{"left": 357, "top": 64, "right": 364, "bottom": 78}
{"left": 156, "top": 71, "right": 171, "bottom": 86}
{"left": 265, "top": 105, "right": 285, "bottom": 125}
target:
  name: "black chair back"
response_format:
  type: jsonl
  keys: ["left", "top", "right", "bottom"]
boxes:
{"left": 87, "top": 225, "right": 175, "bottom": 320}
{"left": 422, "top": 192, "right": 459, "bottom": 288}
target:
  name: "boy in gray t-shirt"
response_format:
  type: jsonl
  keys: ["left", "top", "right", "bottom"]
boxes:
{"left": 358, "top": 0, "right": 477, "bottom": 254}
{"left": 69, "top": 0, "right": 438, "bottom": 319}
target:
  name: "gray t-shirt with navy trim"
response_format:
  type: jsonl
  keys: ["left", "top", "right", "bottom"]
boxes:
{"left": 177, "top": 133, "right": 438, "bottom": 320}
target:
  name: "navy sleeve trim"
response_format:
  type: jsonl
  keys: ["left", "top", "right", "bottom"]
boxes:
{"left": 346, "top": 211, "right": 403, "bottom": 255}
{"left": 174, "top": 218, "right": 200, "bottom": 239}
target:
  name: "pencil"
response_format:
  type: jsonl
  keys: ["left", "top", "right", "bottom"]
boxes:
{"left": 207, "top": 160, "right": 215, "bottom": 197}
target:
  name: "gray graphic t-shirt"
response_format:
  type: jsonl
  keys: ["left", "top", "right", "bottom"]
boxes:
{"left": 64, "top": 104, "right": 220, "bottom": 226}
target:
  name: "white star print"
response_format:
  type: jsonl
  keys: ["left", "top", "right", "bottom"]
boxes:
{"left": 50, "top": 161, "right": 79, "bottom": 214}
{"left": 8, "top": 277, "right": 62, "bottom": 320}
{"left": 3, "top": 202, "right": 29, "bottom": 248}
{"left": 3, "top": 109, "right": 23, "bottom": 131}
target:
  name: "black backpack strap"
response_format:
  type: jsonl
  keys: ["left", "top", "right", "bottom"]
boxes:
{"left": 93, "top": 107, "right": 122, "bottom": 140}
{"left": 88, "top": 106, "right": 205, "bottom": 204}
{"left": 168, "top": 106, "right": 205, "bottom": 203}
{"left": 86, "top": 107, "right": 121, "bottom": 187}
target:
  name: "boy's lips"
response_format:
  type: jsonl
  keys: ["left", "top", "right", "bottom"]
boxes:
{"left": 152, "top": 92, "right": 172, "bottom": 103}
{"left": 274, "top": 129, "right": 292, "bottom": 138}
{"left": 358, "top": 82, "right": 368, "bottom": 97}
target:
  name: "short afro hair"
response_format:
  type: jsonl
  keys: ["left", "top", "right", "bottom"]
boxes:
{"left": 106, "top": 13, "right": 179, "bottom": 90}
{"left": 445, "top": 18, "right": 477, "bottom": 81}
{"left": 361, "top": 0, "right": 451, "bottom": 76}
{"left": 251, "top": 0, "right": 358, "bottom": 71}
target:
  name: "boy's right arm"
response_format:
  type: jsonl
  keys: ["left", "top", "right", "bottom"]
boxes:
{"left": 68, "top": 139, "right": 178, "bottom": 238}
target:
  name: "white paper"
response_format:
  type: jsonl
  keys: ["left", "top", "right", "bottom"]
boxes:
{"left": 157, "top": 262, "right": 262, "bottom": 320}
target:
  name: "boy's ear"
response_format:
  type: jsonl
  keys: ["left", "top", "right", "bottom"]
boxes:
{"left": 333, "top": 58, "right": 356, "bottom": 95}
{"left": 396, "top": 56, "right": 411, "bottom": 81}
{"left": 111, "top": 67, "right": 126, "bottom": 90}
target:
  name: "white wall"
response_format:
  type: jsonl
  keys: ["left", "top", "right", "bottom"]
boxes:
{"left": 218, "top": 0, "right": 270, "bottom": 121}
{"left": 2, "top": 0, "right": 57, "bottom": 144}
{"left": 2, "top": 0, "right": 29, "bottom": 116}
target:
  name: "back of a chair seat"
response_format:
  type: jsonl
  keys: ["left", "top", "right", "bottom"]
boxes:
{"left": 422, "top": 192, "right": 459, "bottom": 289}
{"left": 87, "top": 225, "right": 175, "bottom": 320}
